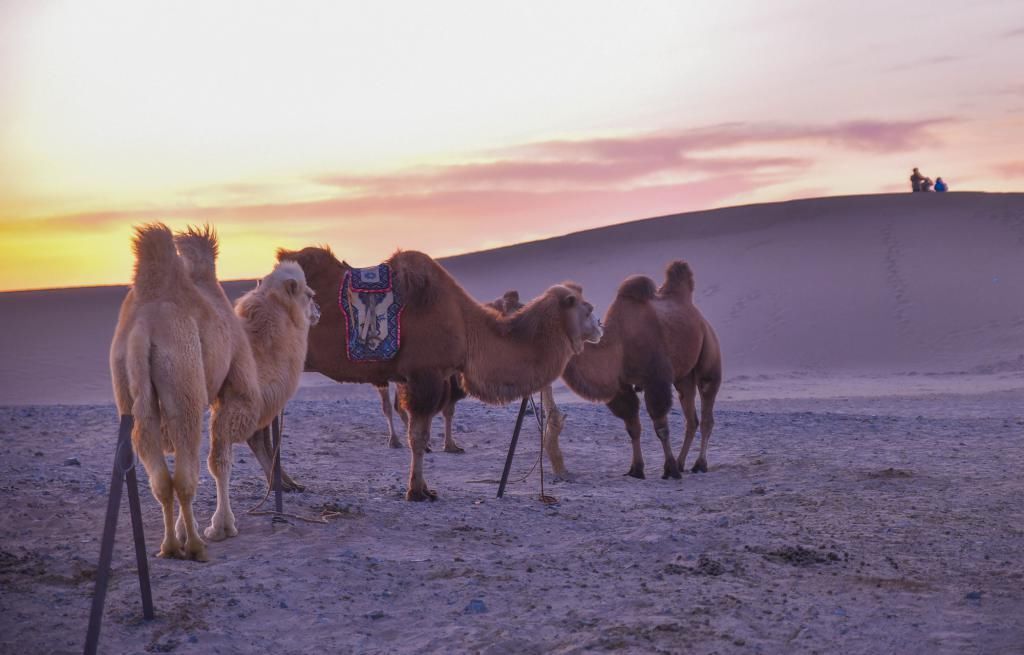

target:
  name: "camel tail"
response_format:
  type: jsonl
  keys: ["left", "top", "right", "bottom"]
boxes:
{"left": 174, "top": 224, "right": 219, "bottom": 284}
{"left": 616, "top": 275, "right": 657, "bottom": 302}
{"left": 132, "top": 223, "right": 186, "bottom": 302}
{"left": 124, "top": 326, "right": 156, "bottom": 422}
{"left": 659, "top": 261, "right": 695, "bottom": 296}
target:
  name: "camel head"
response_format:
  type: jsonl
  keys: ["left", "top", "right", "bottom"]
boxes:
{"left": 551, "top": 283, "right": 603, "bottom": 354}
{"left": 488, "top": 289, "right": 523, "bottom": 316}
{"left": 254, "top": 261, "right": 320, "bottom": 328}
{"left": 275, "top": 246, "right": 344, "bottom": 292}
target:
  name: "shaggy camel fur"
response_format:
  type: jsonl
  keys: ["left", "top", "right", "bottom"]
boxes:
{"left": 376, "top": 291, "right": 569, "bottom": 478}
{"left": 561, "top": 262, "right": 722, "bottom": 479}
{"left": 110, "top": 224, "right": 317, "bottom": 561}
{"left": 375, "top": 291, "right": 525, "bottom": 452}
{"left": 277, "top": 247, "right": 603, "bottom": 500}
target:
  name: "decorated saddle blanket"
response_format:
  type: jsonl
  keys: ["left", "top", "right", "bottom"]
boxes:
{"left": 338, "top": 264, "right": 403, "bottom": 361}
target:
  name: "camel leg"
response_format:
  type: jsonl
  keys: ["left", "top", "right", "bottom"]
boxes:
{"left": 441, "top": 376, "right": 465, "bottom": 453}
{"left": 246, "top": 427, "right": 305, "bottom": 492}
{"left": 540, "top": 386, "right": 572, "bottom": 481}
{"left": 378, "top": 384, "right": 403, "bottom": 449}
{"left": 405, "top": 413, "right": 436, "bottom": 501}
{"left": 645, "top": 382, "right": 680, "bottom": 480}
{"left": 692, "top": 377, "right": 720, "bottom": 473}
{"left": 400, "top": 372, "right": 445, "bottom": 501}
{"left": 205, "top": 412, "right": 238, "bottom": 542}
{"left": 392, "top": 386, "right": 419, "bottom": 449}
{"left": 133, "top": 413, "right": 182, "bottom": 559}
{"left": 205, "top": 362, "right": 259, "bottom": 543}
{"left": 607, "top": 388, "right": 644, "bottom": 479}
{"left": 174, "top": 501, "right": 199, "bottom": 546}
{"left": 675, "top": 376, "right": 699, "bottom": 472}
{"left": 164, "top": 414, "right": 207, "bottom": 562}
{"left": 441, "top": 399, "right": 464, "bottom": 453}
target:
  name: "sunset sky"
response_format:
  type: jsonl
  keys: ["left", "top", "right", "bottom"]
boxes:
{"left": 1, "top": 1, "right": 1022, "bottom": 291}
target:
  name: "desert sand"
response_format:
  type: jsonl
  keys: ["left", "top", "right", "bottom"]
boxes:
{"left": 1, "top": 192, "right": 1022, "bottom": 654}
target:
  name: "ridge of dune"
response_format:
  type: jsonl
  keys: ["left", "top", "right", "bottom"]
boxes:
{"left": 1, "top": 192, "right": 1022, "bottom": 406}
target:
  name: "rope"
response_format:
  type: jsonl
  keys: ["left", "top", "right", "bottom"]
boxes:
{"left": 246, "top": 412, "right": 339, "bottom": 524}
{"left": 467, "top": 394, "right": 558, "bottom": 503}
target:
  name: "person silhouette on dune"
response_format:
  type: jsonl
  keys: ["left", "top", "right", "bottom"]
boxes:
{"left": 910, "top": 167, "right": 925, "bottom": 192}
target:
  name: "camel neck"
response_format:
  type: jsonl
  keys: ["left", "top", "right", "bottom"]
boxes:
{"left": 562, "top": 322, "right": 624, "bottom": 402}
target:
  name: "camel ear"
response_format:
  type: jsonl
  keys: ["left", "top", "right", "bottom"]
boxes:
{"left": 286, "top": 278, "right": 299, "bottom": 296}
{"left": 560, "top": 293, "right": 577, "bottom": 309}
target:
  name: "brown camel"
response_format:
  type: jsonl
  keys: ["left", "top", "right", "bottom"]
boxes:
{"left": 276, "top": 247, "right": 603, "bottom": 500}
{"left": 375, "top": 290, "right": 571, "bottom": 479}
{"left": 560, "top": 261, "right": 722, "bottom": 479}
{"left": 110, "top": 224, "right": 317, "bottom": 561}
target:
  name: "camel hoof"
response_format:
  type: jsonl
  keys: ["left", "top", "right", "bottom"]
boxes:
{"left": 157, "top": 542, "right": 185, "bottom": 559}
{"left": 204, "top": 523, "right": 237, "bottom": 542}
{"left": 443, "top": 443, "right": 465, "bottom": 454}
{"left": 386, "top": 437, "right": 403, "bottom": 449}
{"left": 186, "top": 544, "right": 209, "bottom": 562}
{"left": 552, "top": 470, "right": 576, "bottom": 483}
{"left": 692, "top": 458, "right": 708, "bottom": 473}
{"left": 282, "top": 480, "right": 306, "bottom": 493}
{"left": 406, "top": 487, "right": 439, "bottom": 502}
{"left": 662, "top": 460, "right": 682, "bottom": 480}
{"left": 625, "top": 464, "right": 645, "bottom": 480}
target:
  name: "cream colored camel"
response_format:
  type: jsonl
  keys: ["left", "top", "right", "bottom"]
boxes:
{"left": 277, "top": 247, "right": 603, "bottom": 500}
{"left": 203, "top": 257, "right": 319, "bottom": 542}
{"left": 560, "top": 262, "right": 722, "bottom": 478}
{"left": 110, "top": 224, "right": 317, "bottom": 561}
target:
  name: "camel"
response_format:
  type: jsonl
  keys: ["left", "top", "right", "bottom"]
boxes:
{"left": 374, "top": 290, "right": 572, "bottom": 480}
{"left": 276, "top": 247, "right": 603, "bottom": 501}
{"left": 559, "top": 261, "right": 721, "bottom": 479}
{"left": 110, "top": 224, "right": 318, "bottom": 561}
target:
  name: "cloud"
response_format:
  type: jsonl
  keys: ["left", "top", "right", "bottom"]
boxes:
{"left": 884, "top": 55, "right": 963, "bottom": 73}
{"left": 993, "top": 161, "right": 1024, "bottom": 178}
{"left": 1003, "top": 26, "right": 1024, "bottom": 38}
{"left": 12, "top": 118, "right": 946, "bottom": 250}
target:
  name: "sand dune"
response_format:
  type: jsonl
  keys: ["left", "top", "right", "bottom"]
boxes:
{"left": 1, "top": 192, "right": 1021, "bottom": 406}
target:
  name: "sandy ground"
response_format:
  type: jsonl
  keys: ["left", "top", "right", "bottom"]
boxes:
{"left": 2, "top": 380, "right": 1022, "bottom": 655}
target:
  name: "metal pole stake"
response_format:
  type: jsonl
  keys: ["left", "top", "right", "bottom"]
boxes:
{"left": 271, "top": 416, "right": 283, "bottom": 514}
{"left": 84, "top": 415, "right": 154, "bottom": 655}
{"left": 497, "top": 396, "right": 530, "bottom": 498}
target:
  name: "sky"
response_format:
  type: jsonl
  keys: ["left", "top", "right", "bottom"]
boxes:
{"left": 1, "top": 0, "right": 1022, "bottom": 292}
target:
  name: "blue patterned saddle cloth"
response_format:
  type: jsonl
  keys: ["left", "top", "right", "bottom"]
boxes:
{"left": 338, "top": 264, "right": 403, "bottom": 361}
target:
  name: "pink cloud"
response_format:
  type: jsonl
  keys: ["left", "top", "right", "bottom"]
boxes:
{"left": 18, "top": 118, "right": 946, "bottom": 254}
{"left": 993, "top": 161, "right": 1024, "bottom": 178}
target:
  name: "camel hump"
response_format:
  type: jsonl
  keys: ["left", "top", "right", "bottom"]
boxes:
{"left": 389, "top": 250, "right": 440, "bottom": 309}
{"left": 660, "top": 260, "right": 695, "bottom": 295}
{"left": 174, "top": 224, "right": 219, "bottom": 283}
{"left": 616, "top": 275, "right": 657, "bottom": 302}
{"left": 132, "top": 223, "right": 186, "bottom": 301}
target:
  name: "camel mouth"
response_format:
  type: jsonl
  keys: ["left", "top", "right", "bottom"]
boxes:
{"left": 583, "top": 321, "right": 603, "bottom": 344}
{"left": 309, "top": 300, "right": 321, "bottom": 326}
